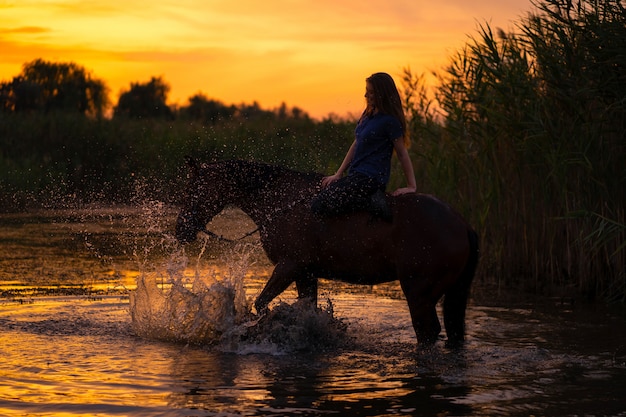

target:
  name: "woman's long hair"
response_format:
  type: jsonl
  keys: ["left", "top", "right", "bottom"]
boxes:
{"left": 362, "top": 72, "right": 410, "bottom": 148}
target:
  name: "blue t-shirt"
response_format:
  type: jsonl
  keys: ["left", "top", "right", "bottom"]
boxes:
{"left": 350, "top": 113, "right": 403, "bottom": 187}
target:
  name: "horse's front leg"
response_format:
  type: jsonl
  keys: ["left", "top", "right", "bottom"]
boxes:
{"left": 295, "top": 272, "right": 318, "bottom": 306}
{"left": 400, "top": 277, "right": 442, "bottom": 345}
{"left": 255, "top": 260, "right": 305, "bottom": 314}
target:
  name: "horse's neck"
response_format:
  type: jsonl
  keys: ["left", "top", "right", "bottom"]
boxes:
{"left": 236, "top": 173, "right": 315, "bottom": 228}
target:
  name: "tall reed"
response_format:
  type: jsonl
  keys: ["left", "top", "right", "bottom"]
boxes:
{"left": 402, "top": 0, "right": 625, "bottom": 302}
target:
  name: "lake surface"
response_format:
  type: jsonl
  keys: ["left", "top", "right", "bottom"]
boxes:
{"left": 1, "top": 206, "right": 625, "bottom": 416}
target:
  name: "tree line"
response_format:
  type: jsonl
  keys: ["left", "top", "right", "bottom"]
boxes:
{"left": 0, "top": 0, "right": 624, "bottom": 303}
{"left": 0, "top": 59, "right": 310, "bottom": 123}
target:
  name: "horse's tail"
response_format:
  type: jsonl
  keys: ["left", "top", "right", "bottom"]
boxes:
{"left": 443, "top": 228, "right": 479, "bottom": 347}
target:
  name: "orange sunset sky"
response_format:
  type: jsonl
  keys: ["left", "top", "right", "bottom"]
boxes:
{"left": 1, "top": 0, "right": 533, "bottom": 118}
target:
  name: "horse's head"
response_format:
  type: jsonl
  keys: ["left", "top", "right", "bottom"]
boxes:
{"left": 176, "top": 157, "right": 229, "bottom": 244}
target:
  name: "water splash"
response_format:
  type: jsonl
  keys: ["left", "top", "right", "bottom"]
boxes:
{"left": 223, "top": 298, "right": 348, "bottom": 354}
{"left": 129, "top": 237, "right": 347, "bottom": 353}
{"left": 129, "top": 238, "right": 251, "bottom": 345}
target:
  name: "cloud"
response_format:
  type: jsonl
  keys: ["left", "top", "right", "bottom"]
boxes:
{"left": 0, "top": 26, "right": 50, "bottom": 34}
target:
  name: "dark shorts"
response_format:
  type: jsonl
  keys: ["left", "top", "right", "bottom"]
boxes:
{"left": 311, "top": 173, "right": 383, "bottom": 217}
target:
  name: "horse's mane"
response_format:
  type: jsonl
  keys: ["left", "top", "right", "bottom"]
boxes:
{"left": 212, "top": 159, "right": 322, "bottom": 191}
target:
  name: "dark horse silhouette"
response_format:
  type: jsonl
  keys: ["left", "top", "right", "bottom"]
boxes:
{"left": 176, "top": 159, "right": 479, "bottom": 346}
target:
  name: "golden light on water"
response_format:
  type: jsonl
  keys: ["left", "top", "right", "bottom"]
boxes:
{"left": 2, "top": 207, "right": 626, "bottom": 416}
{"left": 0, "top": 0, "right": 533, "bottom": 118}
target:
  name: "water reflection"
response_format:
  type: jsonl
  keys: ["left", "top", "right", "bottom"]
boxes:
{"left": 167, "top": 349, "right": 272, "bottom": 412}
{"left": 312, "top": 351, "right": 473, "bottom": 416}
{"left": 1, "top": 331, "right": 175, "bottom": 416}
{"left": 162, "top": 344, "right": 475, "bottom": 416}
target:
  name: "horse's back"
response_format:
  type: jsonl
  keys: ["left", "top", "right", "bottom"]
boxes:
{"left": 393, "top": 193, "right": 468, "bottom": 231}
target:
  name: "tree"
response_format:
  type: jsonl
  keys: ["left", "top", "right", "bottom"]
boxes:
{"left": 180, "top": 93, "right": 236, "bottom": 123}
{"left": 114, "top": 76, "right": 173, "bottom": 119}
{"left": 275, "top": 102, "right": 309, "bottom": 120}
{"left": 0, "top": 59, "right": 109, "bottom": 117}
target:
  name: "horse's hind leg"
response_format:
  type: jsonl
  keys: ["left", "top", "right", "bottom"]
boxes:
{"left": 443, "top": 289, "right": 468, "bottom": 348}
{"left": 443, "top": 267, "right": 474, "bottom": 347}
{"left": 400, "top": 279, "right": 441, "bottom": 345}
{"left": 410, "top": 301, "right": 441, "bottom": 346}
{"left": 443, "top": 229, "right": 479, "bottom": 347}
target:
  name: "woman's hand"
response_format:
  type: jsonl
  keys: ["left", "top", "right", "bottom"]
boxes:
{"left": 321, "top": 173, "right": 342, "bottom": 188}
{"left": 392, "top": 187, "right": 416, "bottom": 196}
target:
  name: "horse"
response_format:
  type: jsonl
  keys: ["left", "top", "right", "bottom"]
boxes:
{"left": 175, "top": 158, "right": 479, "bottom": 347}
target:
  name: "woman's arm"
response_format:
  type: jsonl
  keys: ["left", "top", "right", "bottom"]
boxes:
{"left": 392, "top": 138, "right": 417, "bottom": 195}
{"left": 321, "top": 140, "right": 356, "bottom": 188}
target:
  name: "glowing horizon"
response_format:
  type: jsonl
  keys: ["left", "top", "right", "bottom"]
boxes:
{"left": 1, "top": 0, "right": 532, "bottom": 118}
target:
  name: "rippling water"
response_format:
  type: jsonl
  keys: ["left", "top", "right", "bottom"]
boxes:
{"left": 1, "top": 207, "right": 625, "bottom": 416}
